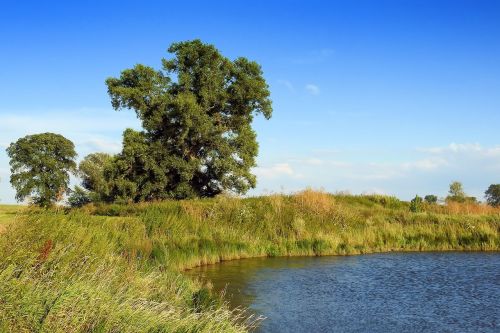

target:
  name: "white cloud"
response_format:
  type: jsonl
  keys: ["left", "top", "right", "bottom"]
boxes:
{"left": 253, "top": 163, "right": 295, "bottom": 179}
{"left": 417, "top": 143, "right": 493, "bottom": 154}
{"left": 414, "top": 143, "right": 500, "bottom": 172}
{"left": 305, "top": 84, "right": 320, "bottom": 95}
{"left": 401, "top": 157, "right": 449, "bottom": 171}
{"left": 252, "top": 143, "right": 500, "bottom": 200}
{"left": 0, "top": 108, "right": 140, "bottom": 137}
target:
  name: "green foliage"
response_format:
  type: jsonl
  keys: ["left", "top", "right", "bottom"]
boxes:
{"left": 424, "top": 195, "right": 438, "bottom": 204}
{"left": 78, "top": 152, "right": 114, "bottom": 202}
{"left": 67, "top": 186, "right": 91, "bottom": 208}
{"left": 410, "top": 195, "right": 423, "bottom": 212}
{"left": 104, "top": 39, "right": 272, "bottom": 202}
{"left": 363, "top": 194, "right": 404, "bottom": 209}
{"left": 6, "top": 133, "right": 77, "bottom": 207}
{"left": 485, "top": 184, "right": 500, "bottom": 207}
{"left": 192, "top": 288, "right": 217, "bottom": 313}
{"left": 447, "top": 181, "right": 466, "bottom": 203}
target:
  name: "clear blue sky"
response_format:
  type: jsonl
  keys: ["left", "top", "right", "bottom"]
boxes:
{"left": 1, "top": 0, "right": 499, "bottom": 203}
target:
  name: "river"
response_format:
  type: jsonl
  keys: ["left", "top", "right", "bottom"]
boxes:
{"left": 186, "top": 252, "right": 499, "bottom": 332}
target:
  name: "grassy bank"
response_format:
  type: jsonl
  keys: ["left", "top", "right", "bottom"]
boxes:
{"left": 0, "top": 190, "right": 499, "bottom": 332}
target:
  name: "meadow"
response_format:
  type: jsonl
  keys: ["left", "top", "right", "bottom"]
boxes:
{"left": 0, "top": 190, "right": 499, "bottom": 332}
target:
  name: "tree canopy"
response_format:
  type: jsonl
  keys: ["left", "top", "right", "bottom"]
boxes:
{"left": 103, "top": 39, "right": 272, "bottom": 201}
{"left": 78, "top": 152, "right": 114, "bottom": 202}
{"left": 485, "top": 184, "right": 500, "bottom": 207}
{"left": 424, "top": 194, "right": 438, "bottom": 204}
{"left": 447, "top": 181, "right": 466, "bottom": 202}
{"left": 6, "top": 133, "right": 77, "bottom": 207}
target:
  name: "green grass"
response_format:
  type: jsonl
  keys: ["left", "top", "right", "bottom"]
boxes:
{"left": 0, "top": 190, "right": 499, "bottom": 332}
{"left": 0, "top": 205, "right": 25, "bottom": 234}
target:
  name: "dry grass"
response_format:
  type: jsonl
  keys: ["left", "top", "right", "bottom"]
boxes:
{"left": 293, "top": 188, "right": 335, "bottom": 216}
{"left": 426, "top": 201, "right": 500, "bottom": 215}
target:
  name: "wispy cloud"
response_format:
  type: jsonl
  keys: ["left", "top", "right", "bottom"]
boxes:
{"left": 0, "top": 108, "right": 140, "bottom": 134}
{"left": 305, "top": 84, "right": 320, "bottom": 95}
{"left": 401, "top": 157, "right": 449, "bottom": 171}
{"left": 253, "top": 163, "right": 300, "bottom": 179}
{"left": 417, "top": 143, "right": 500, "bottom": 157}
{"left": 252, "top": 143, "right": 500, "bottom": 200}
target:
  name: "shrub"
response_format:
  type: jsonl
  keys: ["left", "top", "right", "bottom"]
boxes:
{"left": 424, "top": 195, "right": 438, "bottom": 204}
{"left": 410, "top": 195, "right": 423, "bottom": 212}
{"left": 67, "top": 186, "right": 92, "bottom": 208}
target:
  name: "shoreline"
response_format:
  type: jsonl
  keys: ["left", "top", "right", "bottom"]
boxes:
{"left": 182, "top": 247, "right": 500, "bottom": 271}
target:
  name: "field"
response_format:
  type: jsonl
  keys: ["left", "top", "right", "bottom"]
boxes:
{"left": 0, "top": 190, "right": 499, "bottom": 332}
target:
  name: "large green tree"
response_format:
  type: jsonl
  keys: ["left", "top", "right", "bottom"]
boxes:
{"left": 485, "top": 184, "right": 500, "bottom": 207}
{"left": 6, "top": 133, "right": 77, "bottom": 207}
{"left": 105, "top": 40, "right": 272, "bottom": 201}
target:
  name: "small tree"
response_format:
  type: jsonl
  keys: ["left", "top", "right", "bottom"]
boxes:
{"left": 424, "top": 195, "right": 438, "bottom": 204}
{"left": 410, "top": 195, "right": 423, "bottom": 212}
{"left": 485, "top": 184, "right": 500, "bottom": 207}
{"left": 67, "top": 186, "right": 91, "bottom": 208}
{"left": 78, "top": 152, "right": 114, "bottom": 202}
{"left": 6, "top": 133, "right": 77, "bottom": 207}
{"left": 447, "top": 181, "right": 466, "bottom": 203}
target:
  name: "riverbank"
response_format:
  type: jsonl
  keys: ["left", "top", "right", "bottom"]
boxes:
{"left": 0, "top": 191, "right": 499, "bottom": 332}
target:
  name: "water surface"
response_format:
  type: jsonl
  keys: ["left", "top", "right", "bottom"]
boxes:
{"left": 187, "top": 252, "right": 500, "bottom": 332}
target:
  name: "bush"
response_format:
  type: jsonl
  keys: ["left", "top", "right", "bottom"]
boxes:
{"left": 410, "top": 195, "right": 423, "bottom": 212}
{"left": 67, "top": 186, "right": 92, "bottom": 208}
{"left": 424, "top": 195, "right": 438, "bottom": 204}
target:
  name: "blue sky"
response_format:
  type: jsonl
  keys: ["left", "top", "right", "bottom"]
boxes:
{"left": 1, "top": 0, "right": 499, "bottom": 203}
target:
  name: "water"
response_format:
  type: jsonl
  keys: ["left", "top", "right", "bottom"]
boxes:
{"left": 186, "top": 253, "right": 500, "bottom": 332}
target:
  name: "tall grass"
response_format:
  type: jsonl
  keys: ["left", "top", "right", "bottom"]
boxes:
{"left": 0, "top": 191, "right": 499, "bottom": 332}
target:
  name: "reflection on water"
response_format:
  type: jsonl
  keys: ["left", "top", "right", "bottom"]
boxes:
{"left": 186, "top": 253, "right": 500, "bottom": 333}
